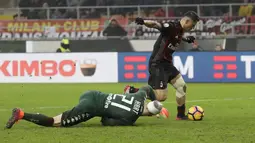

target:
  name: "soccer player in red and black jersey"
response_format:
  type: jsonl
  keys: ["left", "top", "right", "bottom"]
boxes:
{"left": 124, "top": 11, "right": 199, "bottom": 120}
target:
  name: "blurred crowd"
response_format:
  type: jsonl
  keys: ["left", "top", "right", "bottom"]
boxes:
{"left": 15, "top": 0, "right": 253, "bottom": 19}
{"left": 188, "top": 42, "right": 225, "bottom": 52}
{"left": 13, "top": 0, "right": 252, "bottom": 52}
{"left": 18, "top": 0, "right": 101, "bottom": 19}
{"left": 17, "top": 0, "right": 245, "bottom": 7}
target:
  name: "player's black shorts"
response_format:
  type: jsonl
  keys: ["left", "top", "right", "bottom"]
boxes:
{"left": 148, "top": 63, "right": 180, "bottom": 89}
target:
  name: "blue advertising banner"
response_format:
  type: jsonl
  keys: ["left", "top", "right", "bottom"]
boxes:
{"left": 118, "top": 52, "right": 255, "bottom": 82}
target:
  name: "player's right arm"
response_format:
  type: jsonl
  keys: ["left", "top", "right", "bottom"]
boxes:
{"left": 138, "top": 85, "right": 157, "bottom": 101}
{"left": 135, "top": 17, "right": 174, "bottom": 32}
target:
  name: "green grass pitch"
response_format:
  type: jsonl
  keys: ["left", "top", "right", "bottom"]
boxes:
{"left": 0, "top": 83, "right": 255, "bottom": 143}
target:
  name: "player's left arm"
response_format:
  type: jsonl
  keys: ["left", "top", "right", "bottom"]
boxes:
{"left": 138, "top": 85, "right": 156, "bottom": 101}
{"left": 135, "top": 18, "right": 174, "bottom": 32}
{"left": 182, "top": 36, "right": 196, "bottom": 43}
{"left": 135, "top": 17, "right": 161, "bottom": 29}
{"left": 144, "top": 20, "right": 162, "bottom": 30}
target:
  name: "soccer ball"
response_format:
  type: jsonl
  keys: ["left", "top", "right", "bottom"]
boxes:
{"left": 187, "top": 106, "right": 204, "bottom": 121}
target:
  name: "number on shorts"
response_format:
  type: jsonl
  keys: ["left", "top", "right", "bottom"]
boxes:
{"left": 111, "top": 94, "right": 134, "bottom": 111}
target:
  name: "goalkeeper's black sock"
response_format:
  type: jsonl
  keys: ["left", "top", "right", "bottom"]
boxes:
{"left": 177, "top": 104, "right": 186, "bottom": 117}
{"left": 22, "top": 113, "right": 54, "bottom": 127}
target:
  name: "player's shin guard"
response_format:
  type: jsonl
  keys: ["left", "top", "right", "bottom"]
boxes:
{"left": 172, "top": 76, "right": 187, "bottom": 118}
{"left": 22, "top": 113, "right": 54, "bottom": 127}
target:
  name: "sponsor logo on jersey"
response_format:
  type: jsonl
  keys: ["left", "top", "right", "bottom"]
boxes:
{"left": 167, "top": 43, "right": 178, "bottom": 50}
{"left": 160, "top": 81, "right": 163, "bottom": 88}
{"left": 104, "top": 94, "right": 113, "bottom": 109}
{"left": 133, "top": 100, "right": 141, "bottom": 115}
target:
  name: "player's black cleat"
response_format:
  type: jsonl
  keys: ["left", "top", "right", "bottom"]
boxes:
{"left": 5, "top": 108, "right": 22, "bottom": 129}
{"left": 124, "top": 85, "right": 139, "bottom": 94}
{"left": 176, "top": 115, "right": 188, "bottom": 120}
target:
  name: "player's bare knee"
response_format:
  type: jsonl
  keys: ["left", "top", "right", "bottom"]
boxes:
{"left": 159, "top": 94, "right": 168, "bottom": 101}
{"left": 154, "top": 89, "right": 168, "bottom": 101}
{"left": 157, "top": 95, "right": 167, "bottom": 101}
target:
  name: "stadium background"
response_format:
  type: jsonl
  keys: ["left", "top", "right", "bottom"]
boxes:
{"left": 1, "top": 0, "right": 255, "bottom": 143}
{"left": 0, "top": 0, "right": 255, "bottom": 83}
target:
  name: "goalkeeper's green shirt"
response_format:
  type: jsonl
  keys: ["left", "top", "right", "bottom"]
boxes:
{"left": 79, "top": 85, "right": 154, "bottom": 124}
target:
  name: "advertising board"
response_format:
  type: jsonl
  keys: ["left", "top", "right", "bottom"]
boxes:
{"left": 0, "top": 53, "right": 118, "bottom": 83}
{"left": 118, "top": 52, "right": 255, "bottom": 82}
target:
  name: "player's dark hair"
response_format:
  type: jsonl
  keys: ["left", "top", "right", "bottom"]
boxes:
{"left": 184, "top": 11, "right": 200, "bottom": 23}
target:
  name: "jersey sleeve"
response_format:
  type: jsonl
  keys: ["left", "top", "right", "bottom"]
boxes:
{"left": 160, "top": 22, "right": 175, "bottom": 34}
{"left": 138, "top": 85, "right": 156, "bottom": 101}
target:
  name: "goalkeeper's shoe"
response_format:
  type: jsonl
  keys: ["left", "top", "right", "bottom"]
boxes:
{"left": 124, "top": 85, "right": 139, "bottom": 94}
{"left": 5, "top": 108, "right": 23, "bottom": 129}
{"left": 176, "top": 115, "right": 188, "bottom": 120}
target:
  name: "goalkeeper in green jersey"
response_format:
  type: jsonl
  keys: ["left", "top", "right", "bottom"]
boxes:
{"left": 6, "top": 85, "right": 162, "bottom": 128}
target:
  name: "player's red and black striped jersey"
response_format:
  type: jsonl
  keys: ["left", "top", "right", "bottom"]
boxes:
{"left": 149, "top": 21, "right": 184, "bottom": 65}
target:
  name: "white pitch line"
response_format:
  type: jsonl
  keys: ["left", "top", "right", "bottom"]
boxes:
{"left": 164, "top": 97, "right": 255, "bottom": 104}
{"left": 0, "top": 106, "right": 69, "bottom": 112}
{"left": 0, "top": 97, "right": 254, "bottom": 112}
{"left": 37, "top": 106, "right": 68, "bottom": 109}
{"left": 0, "top": 109, "right": 8, "bottom": 112}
